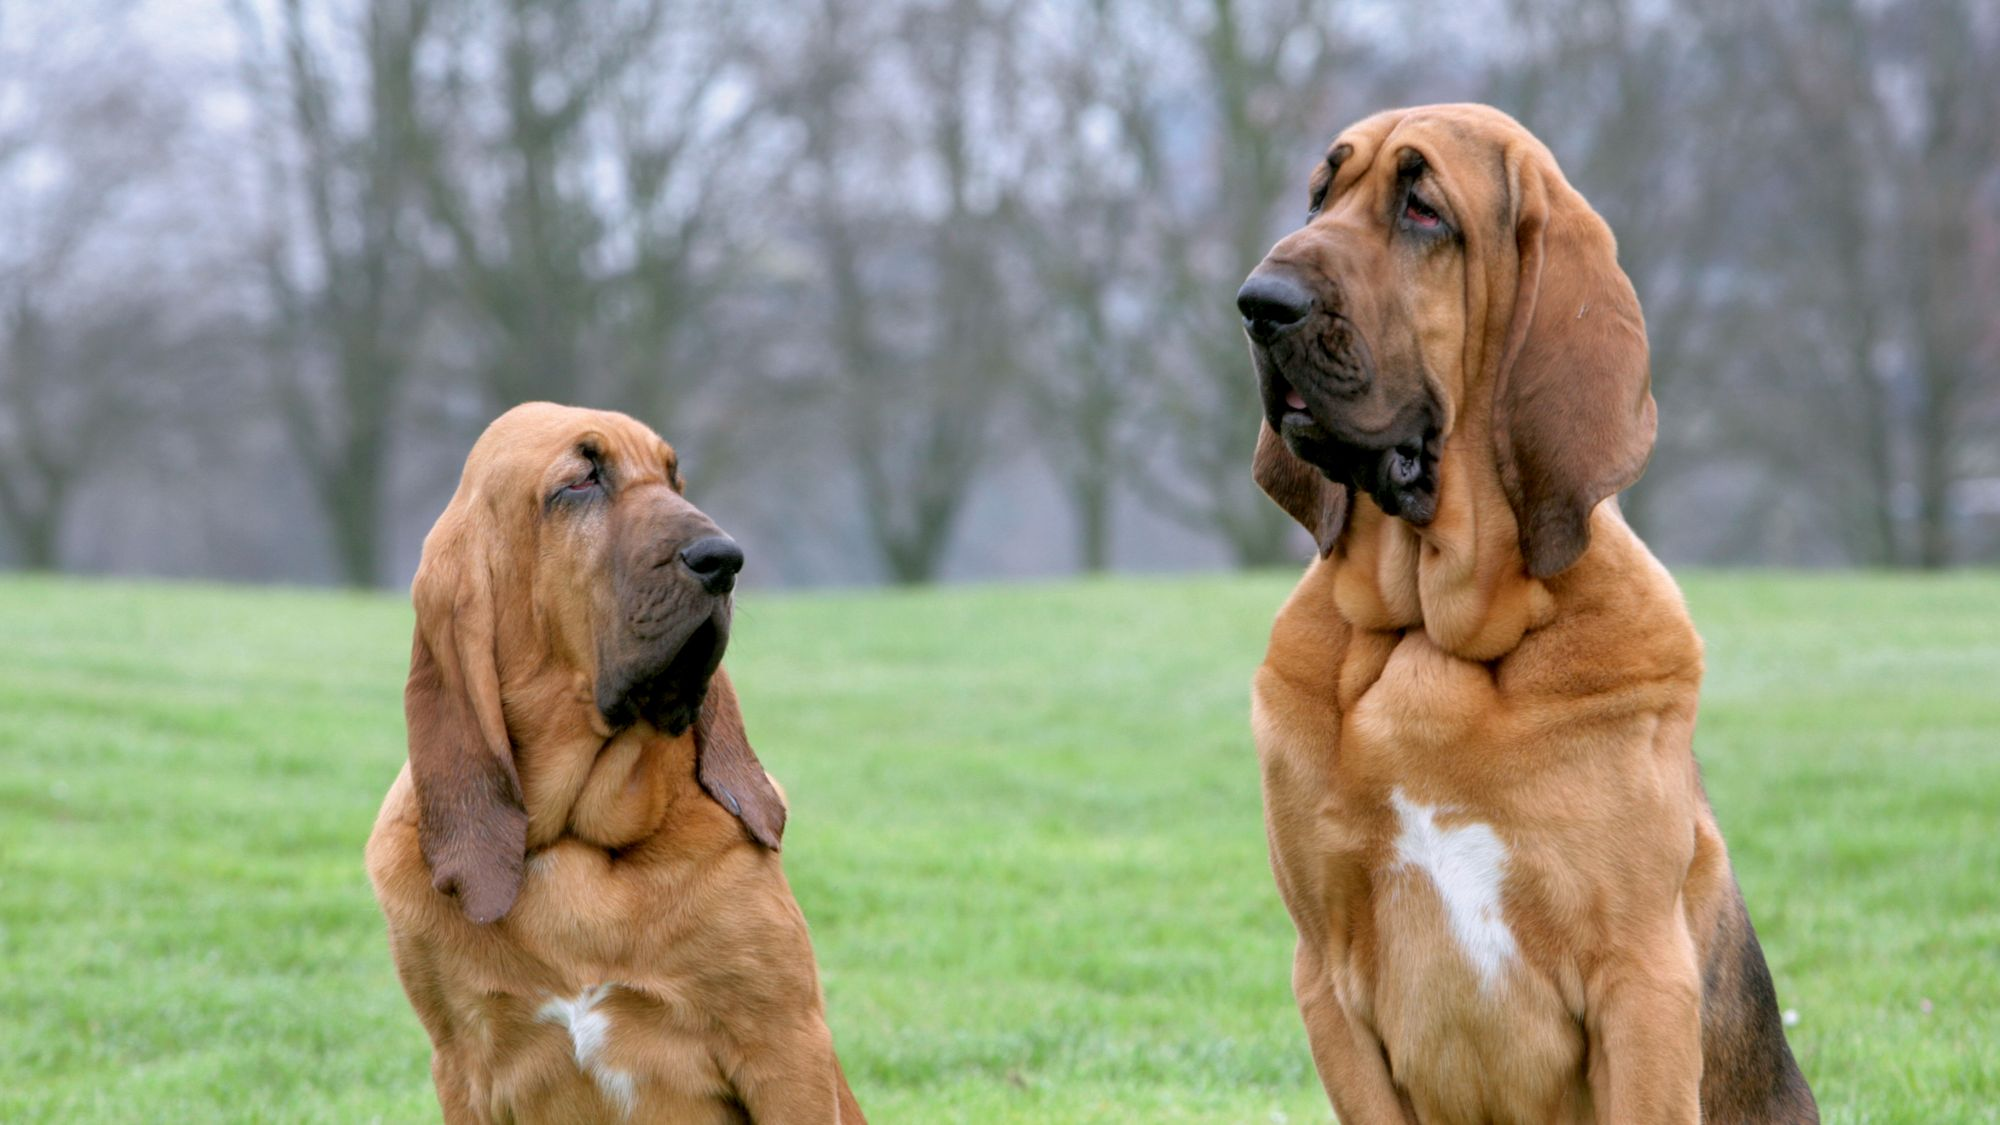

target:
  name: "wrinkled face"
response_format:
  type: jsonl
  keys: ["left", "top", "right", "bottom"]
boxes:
{"left": 1238, "top": 112, "right": 1491, "bottom": 526}
{"left": 477, "top": 405, "right": 745, "bottom": 736}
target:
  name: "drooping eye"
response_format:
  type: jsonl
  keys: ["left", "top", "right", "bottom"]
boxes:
{"left": 1404, "top": 193, "right": 1443, "bottom": 229}
{"left": 1308, "top": 183, "right": 1330, "bottom": 218}
{"left": 546, "top": 442, "right": 610, "bottom": 510}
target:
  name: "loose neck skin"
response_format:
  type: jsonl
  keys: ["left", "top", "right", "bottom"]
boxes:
{"left": 503, "top": 666, "right": 691, "bottom": 852}
{"left": 1313, "top": 218, "right": 1556, "bottom": 664}
{"left": 1328, "top": 403, "right": 1555, "bottom": 662}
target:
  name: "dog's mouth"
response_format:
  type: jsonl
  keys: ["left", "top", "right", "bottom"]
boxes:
{"left": 1260, "top": 358, "right": 1441, "bottom": 526}
{"left": 596, "top": 610, "right": 730, "bottom": 736}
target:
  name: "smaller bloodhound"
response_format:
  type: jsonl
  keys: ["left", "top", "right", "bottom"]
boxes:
{"left": 1239, "top": 105, "right": 1816, "bottom": 1122}
{"left": 367, "top": 403, "right": 864, "bottom": 1123}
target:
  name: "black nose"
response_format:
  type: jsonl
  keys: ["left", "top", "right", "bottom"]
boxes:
{"left": 1236, "top": 272, "right": 1313, "bottom": 343}
{"left": 679, "top": 536, "right": 744, "bottom": 595}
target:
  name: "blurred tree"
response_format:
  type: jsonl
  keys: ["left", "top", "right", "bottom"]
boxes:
{"left": 405, "top": 0, "right": 632, "bottom": 409}
{"left": 406, "top": 0, "right": 758, "bottom": 436}
{"left": 1724, "top": 0, "right": 2000, "bottom": 566}
{"left": 782, "top": 0, "right": 1025, "bottom": 583}
{"left": 596, "top": 11, "right": 770, "bottom": 474}
{"left": 231, "top": 0, "right": 433, "bottom": 586}
{"left": 9, "top": 0, "right": 1995, "bottom": 583}
{"left": 1013, "top": 5, "right": 1158, "bottom": 572}
{"left": 0, "top": 4, "right": 187, "bottom": 569}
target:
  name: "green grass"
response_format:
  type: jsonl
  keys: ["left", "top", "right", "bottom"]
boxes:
{"left": 1, "top": 570, "right": 1995, "bottom": 1123}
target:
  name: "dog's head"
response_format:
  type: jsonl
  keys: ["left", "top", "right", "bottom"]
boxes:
{"left": 403, "top": 403, "right": 781, "bottom": 924}
{"left": 1242, "top": 103, "right": 1654, "bottom": 577}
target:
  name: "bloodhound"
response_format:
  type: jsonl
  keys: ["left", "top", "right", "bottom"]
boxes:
{"left": 1237, "top": 105, "right": 1816, "bottom": 1123}
{"left": 366, "top": 403, "right": 864, "bottom": 1124}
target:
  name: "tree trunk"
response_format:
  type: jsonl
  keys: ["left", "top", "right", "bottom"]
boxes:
{"left": 881, "top": 526, "right": 950, "bottom": 585}
{"left": 1911, "top": 349, "right": 1959, "bottom": 569}
{"left": 324, "top": 463, "right": 384, "bottom": 586}
{"left": 14, "top": 503, "right": 62, "bottom": 570}
{"left": 1227, "top": 504, "right": 1299, "bottom": 569}
{"left": 0, "top": 458, "right": 67, "bottom": 569}
{"left": 1074, "top": 473, "right": 1112, "bottom": 573}
{"left": 328, "top": 500, "right": 380, "bottom": 586}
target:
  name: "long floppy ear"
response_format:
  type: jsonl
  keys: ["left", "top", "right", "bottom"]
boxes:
{"left": 1254, "top": 419, "right": 1351, "bottom": 557}
{"left": 693, "top": 667, "right": 786, "bottom": 850}
{"left": 405, "top": 520, "right": 527, "bottom": 925}
{"left": 1492, "top": 157, "right": 1657, "bottom": 579}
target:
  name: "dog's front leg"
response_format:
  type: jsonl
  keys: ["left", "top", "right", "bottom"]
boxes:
{"left": 1292, "top": 940, "right": 1415, "bottom": 1125}
{"left": 728, "top": 1023, "right": 862, "bottom": 1124}
{"left": 1584, "top": 929, "right": 1703, "bottom": 1124}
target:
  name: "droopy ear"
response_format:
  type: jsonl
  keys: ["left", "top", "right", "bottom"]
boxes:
{"left": 1254, "top": 419, "right": 1351, "bottom": 558}
{"left": 1492, "top": 157, "right": 1657, "bottom": 579}
{"left": 405, "top": 520, "right": 527, "bottom": 925}
{"left": 693, "top": 667, "right": 786, "bottom": 850}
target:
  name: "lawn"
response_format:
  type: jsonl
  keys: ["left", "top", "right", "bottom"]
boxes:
{"left": 1, "top": 570, "right": 1995, "bottom": 1122}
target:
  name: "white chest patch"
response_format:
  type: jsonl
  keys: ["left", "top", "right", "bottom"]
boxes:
{"left": 1388, "top": 788, "right": 1518, "bottom": 988}
{"left": 538, "top": 984, "right": 637, "bottom": 1116}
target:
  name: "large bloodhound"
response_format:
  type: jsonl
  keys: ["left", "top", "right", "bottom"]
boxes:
{"left": 366, "top": 403, "right": 864, "bottom": 1123}
{"left": 1238, "top": 105, "right": 1816, "bottom": 1122}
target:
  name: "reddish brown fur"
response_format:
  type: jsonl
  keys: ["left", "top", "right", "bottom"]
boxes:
{"left": 367, "top": 403, "right": 863, "bottom": 1123}
{"left": 1247, "top": 106, "right": 1814, "bottom": 1123}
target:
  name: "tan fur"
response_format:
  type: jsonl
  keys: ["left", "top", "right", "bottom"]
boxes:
{"left": 1245, "top": 106, "right": 1814, "bottom": 1123}
{"left": 367, "top": 403, "right": 863, "bottom": 1123}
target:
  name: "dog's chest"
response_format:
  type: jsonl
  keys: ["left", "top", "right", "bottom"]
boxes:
{"left": 1360, "top": 789, "right": 1585, "bottom": 1122}
{"left": 475, "top": 980, "right": 740, "bottom": 1123}
{"left": 1340, "top": 641, "right": 1528, "bottom": 983}
{"left": 1260, "top": 634, "right": 1589, "bottom": 1120}
{"left": 457, "top": 844, "right": 761, "bottom": 1120}
{"left": 534, "top": 984, "right": 643, "bottom": 1114}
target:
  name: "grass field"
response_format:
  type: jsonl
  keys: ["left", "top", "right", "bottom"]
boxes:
{"left": 2, "top": 570, "right": 1996, "bottom": 1122}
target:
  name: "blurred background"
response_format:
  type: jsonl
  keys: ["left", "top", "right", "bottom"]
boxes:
{"left": 2, "top": 0, "right": 1996, "bottom": 588}
{"left": 6, "top": 5, "right": 1998, "bottom": 1119}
